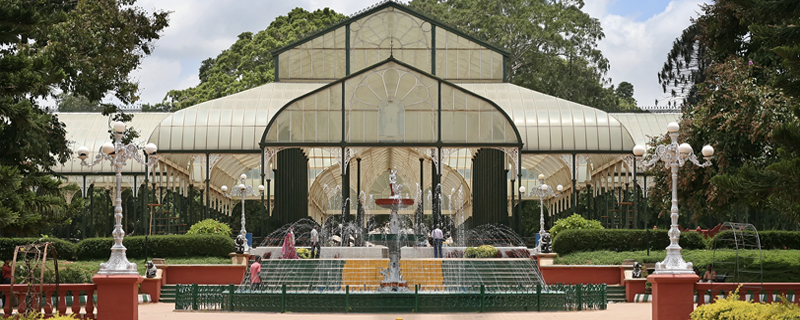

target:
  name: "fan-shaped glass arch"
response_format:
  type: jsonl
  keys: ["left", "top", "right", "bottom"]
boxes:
{"left": 262, "top": 59, "right": 520, "bottom": 146}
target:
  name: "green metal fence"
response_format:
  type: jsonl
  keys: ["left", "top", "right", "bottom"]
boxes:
{"left": 174, "top": 283, "right": 606, "bottom": 313}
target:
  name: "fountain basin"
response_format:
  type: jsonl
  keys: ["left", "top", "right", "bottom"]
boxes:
{"left": 374, "top": 198, "right": 415, "bottom": 207}
{"left": 365, "top": 233, "right": 427, "bottom": 246}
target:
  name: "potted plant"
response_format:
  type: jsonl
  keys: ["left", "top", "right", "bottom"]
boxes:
{"left": 644, "top": 281, "right": 652, "bottom": 294}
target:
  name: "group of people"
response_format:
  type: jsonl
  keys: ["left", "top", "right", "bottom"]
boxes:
{"left": 279, "top": 226, "right": 321, "bottom": 260}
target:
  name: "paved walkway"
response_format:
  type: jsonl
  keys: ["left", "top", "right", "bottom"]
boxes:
{"left": 139, "top": 302, "right": 651, "bottom": 319}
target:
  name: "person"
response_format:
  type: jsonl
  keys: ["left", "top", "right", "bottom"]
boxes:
{"left": 432, "top": 225, "right": 443, "bottom": 258}
{"left": 310, "top": 225, "right": 320, "bottom": 259}
{"left": 2, "top": 259, "right": 12, "bottom": 284}
{"left": 250, "top": 256, "right": 262, "bottom": 291}
{"left": 281, "top": 227, "right": 299, "bottom": 259}
{"left": 702, "top": 264, "right": 716, "bottom": 282}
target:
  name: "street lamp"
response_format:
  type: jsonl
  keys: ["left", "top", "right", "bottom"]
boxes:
{"left": 633, "top": 121, "right": 713, "bottom": 274}
{"left": 77, "top": 121, "right": 159, "bottom": 275}
{"left": 221, "top": 173, "right": 264, "bottom": 253}
{"left": 519, "top": 174, "right": 563, "bottom": 253}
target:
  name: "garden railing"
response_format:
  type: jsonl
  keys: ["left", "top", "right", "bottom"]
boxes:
{"left": 174, "top": 283, "right": 606, "bottom": 313}
{"left": 1, "top": 283, "right": 97, "bottom": 319}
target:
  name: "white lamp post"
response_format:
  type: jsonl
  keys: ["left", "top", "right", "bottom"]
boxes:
{"left": 519, "top": 174, "right": 563, "bottom": 253}
{"left": 77, "top": 121, "right": 159, "bottom": 275}
{"left": 633, "top": 121, "right": 714, "bottom": 274}
{"left": 222, "top": 173, "right": 264, "bottom": 253}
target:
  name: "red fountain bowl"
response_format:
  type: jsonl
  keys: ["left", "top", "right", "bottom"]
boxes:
{"left": 374, "top": 198, "right": 415, "bottom": 208}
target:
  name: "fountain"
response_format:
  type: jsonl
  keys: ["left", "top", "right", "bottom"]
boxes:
{"left": 368, "top": 169, "right": 425, "bottom": 292}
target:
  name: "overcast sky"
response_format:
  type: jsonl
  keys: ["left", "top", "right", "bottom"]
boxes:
{"left": 128, "top": 0, "right": 707, "bottom": 109}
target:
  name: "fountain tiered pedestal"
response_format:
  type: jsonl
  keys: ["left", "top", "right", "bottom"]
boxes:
{"left": 366, "top": 173, "right": 426, "bottom": 292}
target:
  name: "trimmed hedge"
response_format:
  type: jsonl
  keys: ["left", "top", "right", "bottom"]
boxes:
{"left": 710, "top": 230, "right": 800, "bottom": 250}
{"left": 0, "top": 238, "right": 77, "bottom": 261}
{"left": 76, "top": 235, "right": 234, "bottom": 260}
{"left": 552, "top": 229, "right": 706, "bottom": 255}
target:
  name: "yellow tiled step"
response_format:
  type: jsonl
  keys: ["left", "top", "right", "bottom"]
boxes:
{"left": 341, "top": 259, "right": 444, "bottom": 288}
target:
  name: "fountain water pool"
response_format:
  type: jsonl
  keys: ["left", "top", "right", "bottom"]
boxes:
{"left": 247, "top": 170, "right": 550, "bottom": 297}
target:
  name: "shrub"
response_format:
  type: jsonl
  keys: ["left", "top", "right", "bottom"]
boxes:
{"left": 76, "top": 235, "right": 234, "bottom": 260}
{"left": 296, "top": 248, "right": 310, "bottom": 259}
{"left": 552, "top": 229, "right": 706, "bottom": 255}
{"left": 0, "top": 238, "right": 77, "bottom": 261}
{"left": 690, "top": 287, "right": 800, "bottom": 320}
{"left": 709, "top": 230, "right": 800, "bottom": 250}
{"left": 186, "top": 219, "right": 232, "bottom": 237}
{"left": 549, "top": 214, "right": 604, "bottom": 239}
{"left": 465, "top": 245, "right": 499, "bottom": 258}
{"left": 505, "top": 249, "right": 531, "bottom": 258}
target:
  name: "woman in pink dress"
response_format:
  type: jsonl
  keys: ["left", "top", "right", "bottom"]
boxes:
{"left": 281, "top": 227, "right": 299, "bottom": 259}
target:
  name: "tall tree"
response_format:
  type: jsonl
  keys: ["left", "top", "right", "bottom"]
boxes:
{"left": 0, "top": 0, "right": 169, "bottom": 235}
{"left": 709, "top": 0, "right": 800, "bottom": 223}
{"left": 408, "top": 0, "right": 624, "bottom": 111}
{"left": 56, "top": 93, "right": 102, "bottom": 112}
{"left": 651, "top": 0, "right": 800, "bottom": 225}
{"left": 163, "top": 8, "right": 345, "bottom": 110}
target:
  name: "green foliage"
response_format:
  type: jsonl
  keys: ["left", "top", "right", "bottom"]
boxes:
{"left": 163, "top": 8, "right": 345, "bottom": 110}
{"left": 555, "top": 249, "right": 800, "bottom": 282}
{"left": 464, "top": 245, "right": 499, "bottom": 258}
{"left": 691, "top": 287, "right": 800, "bottom": 320}
{"left": 552, "top": 229, "right": 705, "bottom": 255}
{"left": 186, "top": 219, "right": 232, "bottom": 237}
{"left": 56, "top": 264, "right": 95, "bottom": 283}
{"left": 55, "top": 92, "right": 102, "bottom": 112}
{"left": 709, "top": 231, "right": 800, "bottom": 250}
{"left": 296, "top": 248, "right": 311, "bottom": 259}
{"left": 0, "top": 238, "right": 77, "bottom": 261}
{"left": 0, "top": 0, "right": 168, "bottom": 235}
{"left": 549, "top": 214, "right": 604, "bottom": 239}
{"left": 657, "top": 0, "right": 800, "bottom": 225}
{"left": 75, "top": 235, "right": 234, "bottom": 260}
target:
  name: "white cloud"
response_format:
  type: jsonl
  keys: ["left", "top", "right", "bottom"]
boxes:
{"left": 586, "top": 0, "right": 707, "bottom": 107}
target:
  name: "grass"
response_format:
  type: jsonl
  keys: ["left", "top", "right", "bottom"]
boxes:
{"left": 554, "top": 249, "right": 800, "bottom": 282}
{"left": 52, "top": 256, "right": 230, "bottom": 277}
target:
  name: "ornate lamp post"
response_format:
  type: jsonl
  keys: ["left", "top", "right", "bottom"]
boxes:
{"left": 519, "top": 174, "right": 563, "bottom": 253}
{"left": 76, "top": 121, "right": 159, "bottom": 275}
{"left": 633, "top": 121, "right": 714, "bottom": 274}
{"left": 222, "top": 173, "right": 264, "bottom": 253}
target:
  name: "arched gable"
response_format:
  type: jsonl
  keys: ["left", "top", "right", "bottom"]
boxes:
{"left": 261, "top": 58, "right": 521, "bottom": 146}
{"left": 273, "top": 1, "right": 508, "bottom": 81}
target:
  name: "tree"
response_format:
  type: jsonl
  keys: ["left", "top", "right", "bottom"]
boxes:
{"left": 707, "top": 0, "right": 800, "bottom": 223}
{"left": 56, "top": 93, "right": 102, "bottom": 112}
{"left": 0, "top": 0, "right": 169, "bottom": 235}
{"left": 615, "top": 81, "right": 637, "bottom": 110}
{"left": 163, "top": 8, "right": 346, "bottom": 110}
{"left": 407, "top": 0, "right": 626, "bottom": 112}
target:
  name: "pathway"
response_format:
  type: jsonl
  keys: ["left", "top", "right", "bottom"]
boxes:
{"left": 139, "top": 302, "right": 651, "bottom": 319}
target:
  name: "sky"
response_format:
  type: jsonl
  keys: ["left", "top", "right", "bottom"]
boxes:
{"left": 128, "top": 0, "right": 708, "bottom": 109}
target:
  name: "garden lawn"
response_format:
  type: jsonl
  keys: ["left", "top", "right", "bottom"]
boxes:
{"left": 38, "top": 256, "right": 230, "bottom": 283}
{"left": 554, "top": 250, "right": 800, "bottom": 282}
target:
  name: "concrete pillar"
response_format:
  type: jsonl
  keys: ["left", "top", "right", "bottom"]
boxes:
{"left": 93, "top": 274, "right": 143, "bottom": 320}
{"left": 648, "top": 273, "right": 699, "bottom": 320}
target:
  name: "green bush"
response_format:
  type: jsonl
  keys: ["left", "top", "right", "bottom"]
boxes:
{"left": 710, "top": 230, "right": 800, "bottom": 250}
{"left": 76, "top": 235, "right": 234, "bottom": 260}
{"left": 464, "top": 245, "right": 499, "bottom": 258}
{"left": 549, "top": 214, "right": 604, "bottom": 239}
{"left": 0, "top": 237, "right": 77, "bottom": 261}
{"left": 552, "top": 229, "right": 706, "bottom": 255}
{"left": 186, "top": 219, "right": 232, "bottom": 237}
{"left": 691, "top": 287, "right": 800, "bottom": 319}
